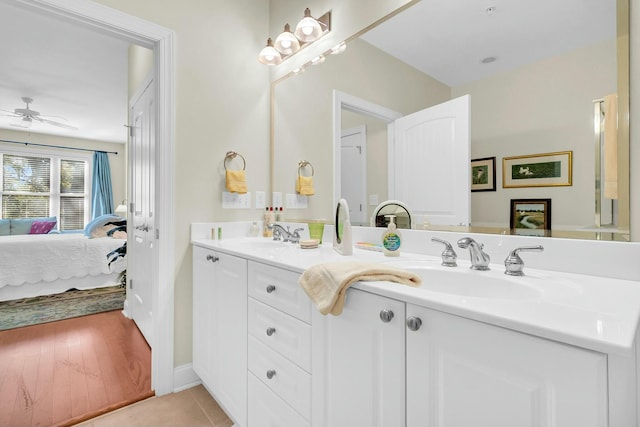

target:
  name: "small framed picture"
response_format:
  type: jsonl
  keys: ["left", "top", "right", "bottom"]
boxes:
{"left": 510, "top": 199, "right": 552, "bottom": 235}
{"left": 471, "top": 157, "right": 496, "bottom": 192}
{"left": 503, "top": 151, "right": 572, "bottom": 188}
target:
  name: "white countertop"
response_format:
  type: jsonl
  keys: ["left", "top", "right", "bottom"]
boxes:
{"left": 192, "top": 235, "right": 640, "bottom": 356}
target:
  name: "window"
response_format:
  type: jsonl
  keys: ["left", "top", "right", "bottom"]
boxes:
{"left": 1, "top": 150, "right": 91, "bottom": 230}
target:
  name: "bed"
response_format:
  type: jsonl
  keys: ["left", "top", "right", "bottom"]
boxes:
{"left": 0, "top": 233, "right": 126, "bottom": 301}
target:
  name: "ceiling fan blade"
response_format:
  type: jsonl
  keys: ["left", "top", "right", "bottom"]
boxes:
{"left": 0, "top": 109, "right": 19, "bottom": 117}
{"left": 33, "top": 116, "right": 78, "bottom": 130}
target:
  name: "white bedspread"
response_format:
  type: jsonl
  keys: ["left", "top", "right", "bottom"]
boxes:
{"left": 0, "top": 234, "right": 125, "bottom": 288}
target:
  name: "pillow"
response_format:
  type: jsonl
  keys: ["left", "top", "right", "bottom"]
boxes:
{"left": 0, "top": 219, "right": 9, "bottom": 236}
{"left": 29, "top": 220, "right": 57, "bottom": 235}
{"left": 84, "top": 214, "right": 123, "bottom": 238}
{"left": 10, "top": 216, "right": 57, "bottom": 235}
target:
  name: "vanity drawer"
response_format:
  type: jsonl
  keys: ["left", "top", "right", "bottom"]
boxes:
{"left": 248, "top": 372, "right": 310, "bottom": 427}
{"left": 248, "top": 335, "right": 311, "bottom": 420}
{"left": 248, "top": 298, "right": 311, "bottom": 372}
{"left": 248, "top": 261, "right": 310, "bottom": 323}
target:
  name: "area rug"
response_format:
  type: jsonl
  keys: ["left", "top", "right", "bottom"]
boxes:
{"left": 0, "top": 285, "right": 125, "bottom": 330}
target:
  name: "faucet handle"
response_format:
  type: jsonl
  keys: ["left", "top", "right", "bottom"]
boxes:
{"left": 431, "top": 237, "right": 457, "bottom": 267}
{"left": 504, "top": 245, "right": 544, "bottom": 276}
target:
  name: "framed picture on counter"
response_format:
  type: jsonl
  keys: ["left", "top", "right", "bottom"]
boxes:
{"left": 510, "top": 198, "right": 552, "bottom": 236}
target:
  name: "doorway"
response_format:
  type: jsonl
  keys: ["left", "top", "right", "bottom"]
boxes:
{"left": 16, "top": 0, "right": 175, "bottom": 395}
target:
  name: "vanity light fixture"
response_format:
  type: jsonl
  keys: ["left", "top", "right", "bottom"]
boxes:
{"left": 294, "top": 8, "right": 323, "bottom": 42}
{"left": 258, "top": 38, "right": 282, "bottom": 66}
{"left": 274, "top": 23, "right": 300, "bottom": 55}
{"left": 258, "top": 8, "right": 331, "bottom": 66}
{"left": 330, "top": 41, "right": 347, "bottom": 55}
{"left": 310, "top": 54, "right": 325, "bottom": 65}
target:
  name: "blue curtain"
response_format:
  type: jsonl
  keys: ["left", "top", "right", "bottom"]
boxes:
{"left": 91, "top": 151, "right": 114, "bottom": 219}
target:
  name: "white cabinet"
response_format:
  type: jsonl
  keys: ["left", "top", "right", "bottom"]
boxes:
{"left": 406, "top": 304, "right": 608, "bottom": 427}
{"left": 247, "top": 261, "right": 312, "bottom": 426}
{"left": 313, "top": 287, "right": 609, "bottom": 427}
{"left": 312, "top": 289, "right": 406, "bottom": 427}
{"left": 192, "top": 246, "right": 248, "bottom": 427}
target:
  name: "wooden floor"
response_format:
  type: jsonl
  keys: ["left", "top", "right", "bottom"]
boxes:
{"left": 0, "top": 310, "right": 153, "bottom": 427}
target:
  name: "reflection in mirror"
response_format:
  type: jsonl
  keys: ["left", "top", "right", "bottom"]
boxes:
{"left": 272, "top": 0, "right": 629, "bottom": 241}
{"left": 333, "top": 198, "right": 353, "bottom": 255}
{"left": 372, "top": 200, "right": 412, "bottom": 229}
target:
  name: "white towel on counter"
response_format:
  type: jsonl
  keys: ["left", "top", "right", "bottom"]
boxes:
{"left": 299, "top": 262, "right": 421, "bottom": 316}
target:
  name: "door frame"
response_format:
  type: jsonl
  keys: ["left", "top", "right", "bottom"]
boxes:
{"left": 333, "top": 90, "right": 402, "bottom": 211}
{"left": 17, "top": 0, "right": 176, "bottom": 396}
{"left": 340, "top": 125, "right": 368, "bottom": 225}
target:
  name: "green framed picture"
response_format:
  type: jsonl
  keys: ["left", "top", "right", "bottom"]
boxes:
{"left": 471, "top": 157, "right": 496, "bottom": 192}
{"left": 502, "top": 151, "right": 572, "bottom": 188}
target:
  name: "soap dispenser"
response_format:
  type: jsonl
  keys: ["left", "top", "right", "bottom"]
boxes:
{"left": 381, "top": 215, "right": 402, "bottom": 257}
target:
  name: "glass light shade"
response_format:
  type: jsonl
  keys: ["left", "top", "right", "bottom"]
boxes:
{"left": 294, "top": 8, "right": 322, "bottom": 42}
{"left": 21, "top": 117, "right": 33, "bottom": 128}
{"left": 258, "top": 38, "right": 282, "bottom": 66}
{"left": 274, "top": 24, "right": 300, "bottom": 55}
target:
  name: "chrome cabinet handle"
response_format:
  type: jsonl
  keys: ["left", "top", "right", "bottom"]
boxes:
{"left": 206, "top": 254, "right": 219, "bottom": 262}
{"left": 266, "top": 285, "right": 276, "bottom": 293}
{"left": 406, "top": 316, "right": 423, "bottom": 331}
{"left": 266, "top": 327, "right": 276, "bottom": 336}
{"left": 379, "top": 309, "right": 394, "bottom": 323}
{"left": 266, "top": 369, "right": 276, "bottom": 379}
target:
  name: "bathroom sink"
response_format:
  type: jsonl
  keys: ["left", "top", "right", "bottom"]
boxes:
{"left": 384, "top": 261, "right": 543, "bottom": 300}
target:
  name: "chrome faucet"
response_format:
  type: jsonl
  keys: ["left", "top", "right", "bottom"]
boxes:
{"left": 431, "top": 237, "right": 457, "bottom": 267}
{"left": 504, "top": 245, "right": 544, "bottom": 276}
{"left": 268, "top": 224, "right": 304, "bottom": 244}
{"left": 457, "top": 237, "right": 490, "bottom": 270}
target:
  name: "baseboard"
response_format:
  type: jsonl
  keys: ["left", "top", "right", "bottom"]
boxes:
{"left": 173, "top": 363, "right": 201, "bottom": 392}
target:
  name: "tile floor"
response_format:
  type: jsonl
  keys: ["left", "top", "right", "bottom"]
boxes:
{"left": 73, "top": 385, "right": 233, "bottom": 427}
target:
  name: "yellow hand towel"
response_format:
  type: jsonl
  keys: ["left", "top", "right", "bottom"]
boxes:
{"left": 298, "top": 262, "right": 421, "bottom": 316}
{"left": 297, "top": 175, "right": 315, "bottom": 196}
{"left": 226, "top": 169, "right": 247, "bottom": 194}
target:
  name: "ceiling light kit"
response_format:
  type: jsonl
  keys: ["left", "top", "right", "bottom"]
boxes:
{"left": 258, "top": 8, "right": 333, "bottom": 66}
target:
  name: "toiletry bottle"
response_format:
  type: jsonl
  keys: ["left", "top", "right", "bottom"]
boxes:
{"left": 262, "top": 207, "right": 271, "bottom": 237}
{"left": 381, "top": 215, "right": 401, "bottom": 257}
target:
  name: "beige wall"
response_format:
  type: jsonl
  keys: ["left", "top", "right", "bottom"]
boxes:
{"left": 273, "top": 38, "right": 450, "bottom": 222}
{"left": 629, "top": 0, "right": 638, "bottom": 241}
{"left": 0, "top": 128, "right": 126, "bottom": 212}
{"left": 454, "top": 39, "right": 617, "bottom": 229}
{"left": 94, "top": 0, "right": 271, "bottom": 367}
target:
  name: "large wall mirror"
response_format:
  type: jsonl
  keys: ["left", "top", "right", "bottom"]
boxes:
{"left": 272, "top": 0, "right": 630, "bottom": 241}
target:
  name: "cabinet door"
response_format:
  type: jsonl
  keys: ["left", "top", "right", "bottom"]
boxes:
{"left": 192, "top": 246, "right": 216, "bottom": 388}
{"left": 212, "top": 252, "right": 248, "bottom": 427}
{"left": 312, "top": 288, "right": 405, "bottom": 427}
{"left": 192, "top": 246, "right": 248, "bottom": 427}
{"left": 406, "top": 304, "right": 608, "bottom": 427}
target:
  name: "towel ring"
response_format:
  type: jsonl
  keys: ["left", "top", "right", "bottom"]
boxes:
{"left": 298, "top": 160, "right": 314, "bottom": 177}
{"left": 224, "top": 151, "right": 246, "bottom": 171}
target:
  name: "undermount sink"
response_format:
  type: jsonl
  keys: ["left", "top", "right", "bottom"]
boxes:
{"left": 384, "top": 261, "right": 544, "bottom": 300}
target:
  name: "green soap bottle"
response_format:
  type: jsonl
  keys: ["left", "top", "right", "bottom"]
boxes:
{"left": 381, "top": 215, "right": 401, "bottom": 257}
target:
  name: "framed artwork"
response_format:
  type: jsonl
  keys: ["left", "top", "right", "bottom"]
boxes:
{"left": 502, "top": 151, "right": 572, "bottom": 188}
{"left": 510, "top": 199, "right": 552, "bottom": 235}
{"left": 471, "top": 157, "right": 496, "bottom": 192}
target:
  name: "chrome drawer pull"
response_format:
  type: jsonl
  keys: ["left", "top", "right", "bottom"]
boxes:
{"left": 406, "top": 316, "right": 423, "bottom": 331}
{"left": 266, "top": 327, "right": 276, "bottom": 336}
{"left": 206, "top": 254, "right": 219, "bottom": 262}
{"left": 266, "top": 284, "right": 276, "bottom": 293}
{"left": 266, "top": 369, "right": 276, "bottom": 379}
{"left": 379, "top": 309, "right": 394, "bottom": 323}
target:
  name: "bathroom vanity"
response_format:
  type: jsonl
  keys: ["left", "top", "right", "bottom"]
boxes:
{"left": 192, "top": 222, "right": 640, "bottom": 427}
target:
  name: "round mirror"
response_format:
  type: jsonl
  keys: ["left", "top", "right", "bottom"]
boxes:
{"left": 372, "top": 200, "right": 412, "bottom": 229}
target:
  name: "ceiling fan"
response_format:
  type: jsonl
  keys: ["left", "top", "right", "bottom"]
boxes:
{"left": 0, "top": 97, "right": 78, "bottom": 130}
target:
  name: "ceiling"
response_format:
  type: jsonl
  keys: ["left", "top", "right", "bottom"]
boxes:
{"left": 362, "top": 0, "right": 615, "bottom": 87}
{"left": 0, "top": 1, "right": 129, "bottom": 144}
{"left": 0, "top": 0, "right": 615, "bottom": 145}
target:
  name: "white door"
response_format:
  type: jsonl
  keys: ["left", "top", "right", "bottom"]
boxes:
{"left": 312, "top": 288, "right": 406, "bottom": 427}
{"left": 128, "top": 78, "right": 156, "bottom": 344}
{"left": 340, "top": 125, "right": 367, "bottom": 225}
{"left": 391, "top": 95, "right": 470, "bottom": 226}
{"left": 406, "top": 304, "right": 608, "bottom": 427}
